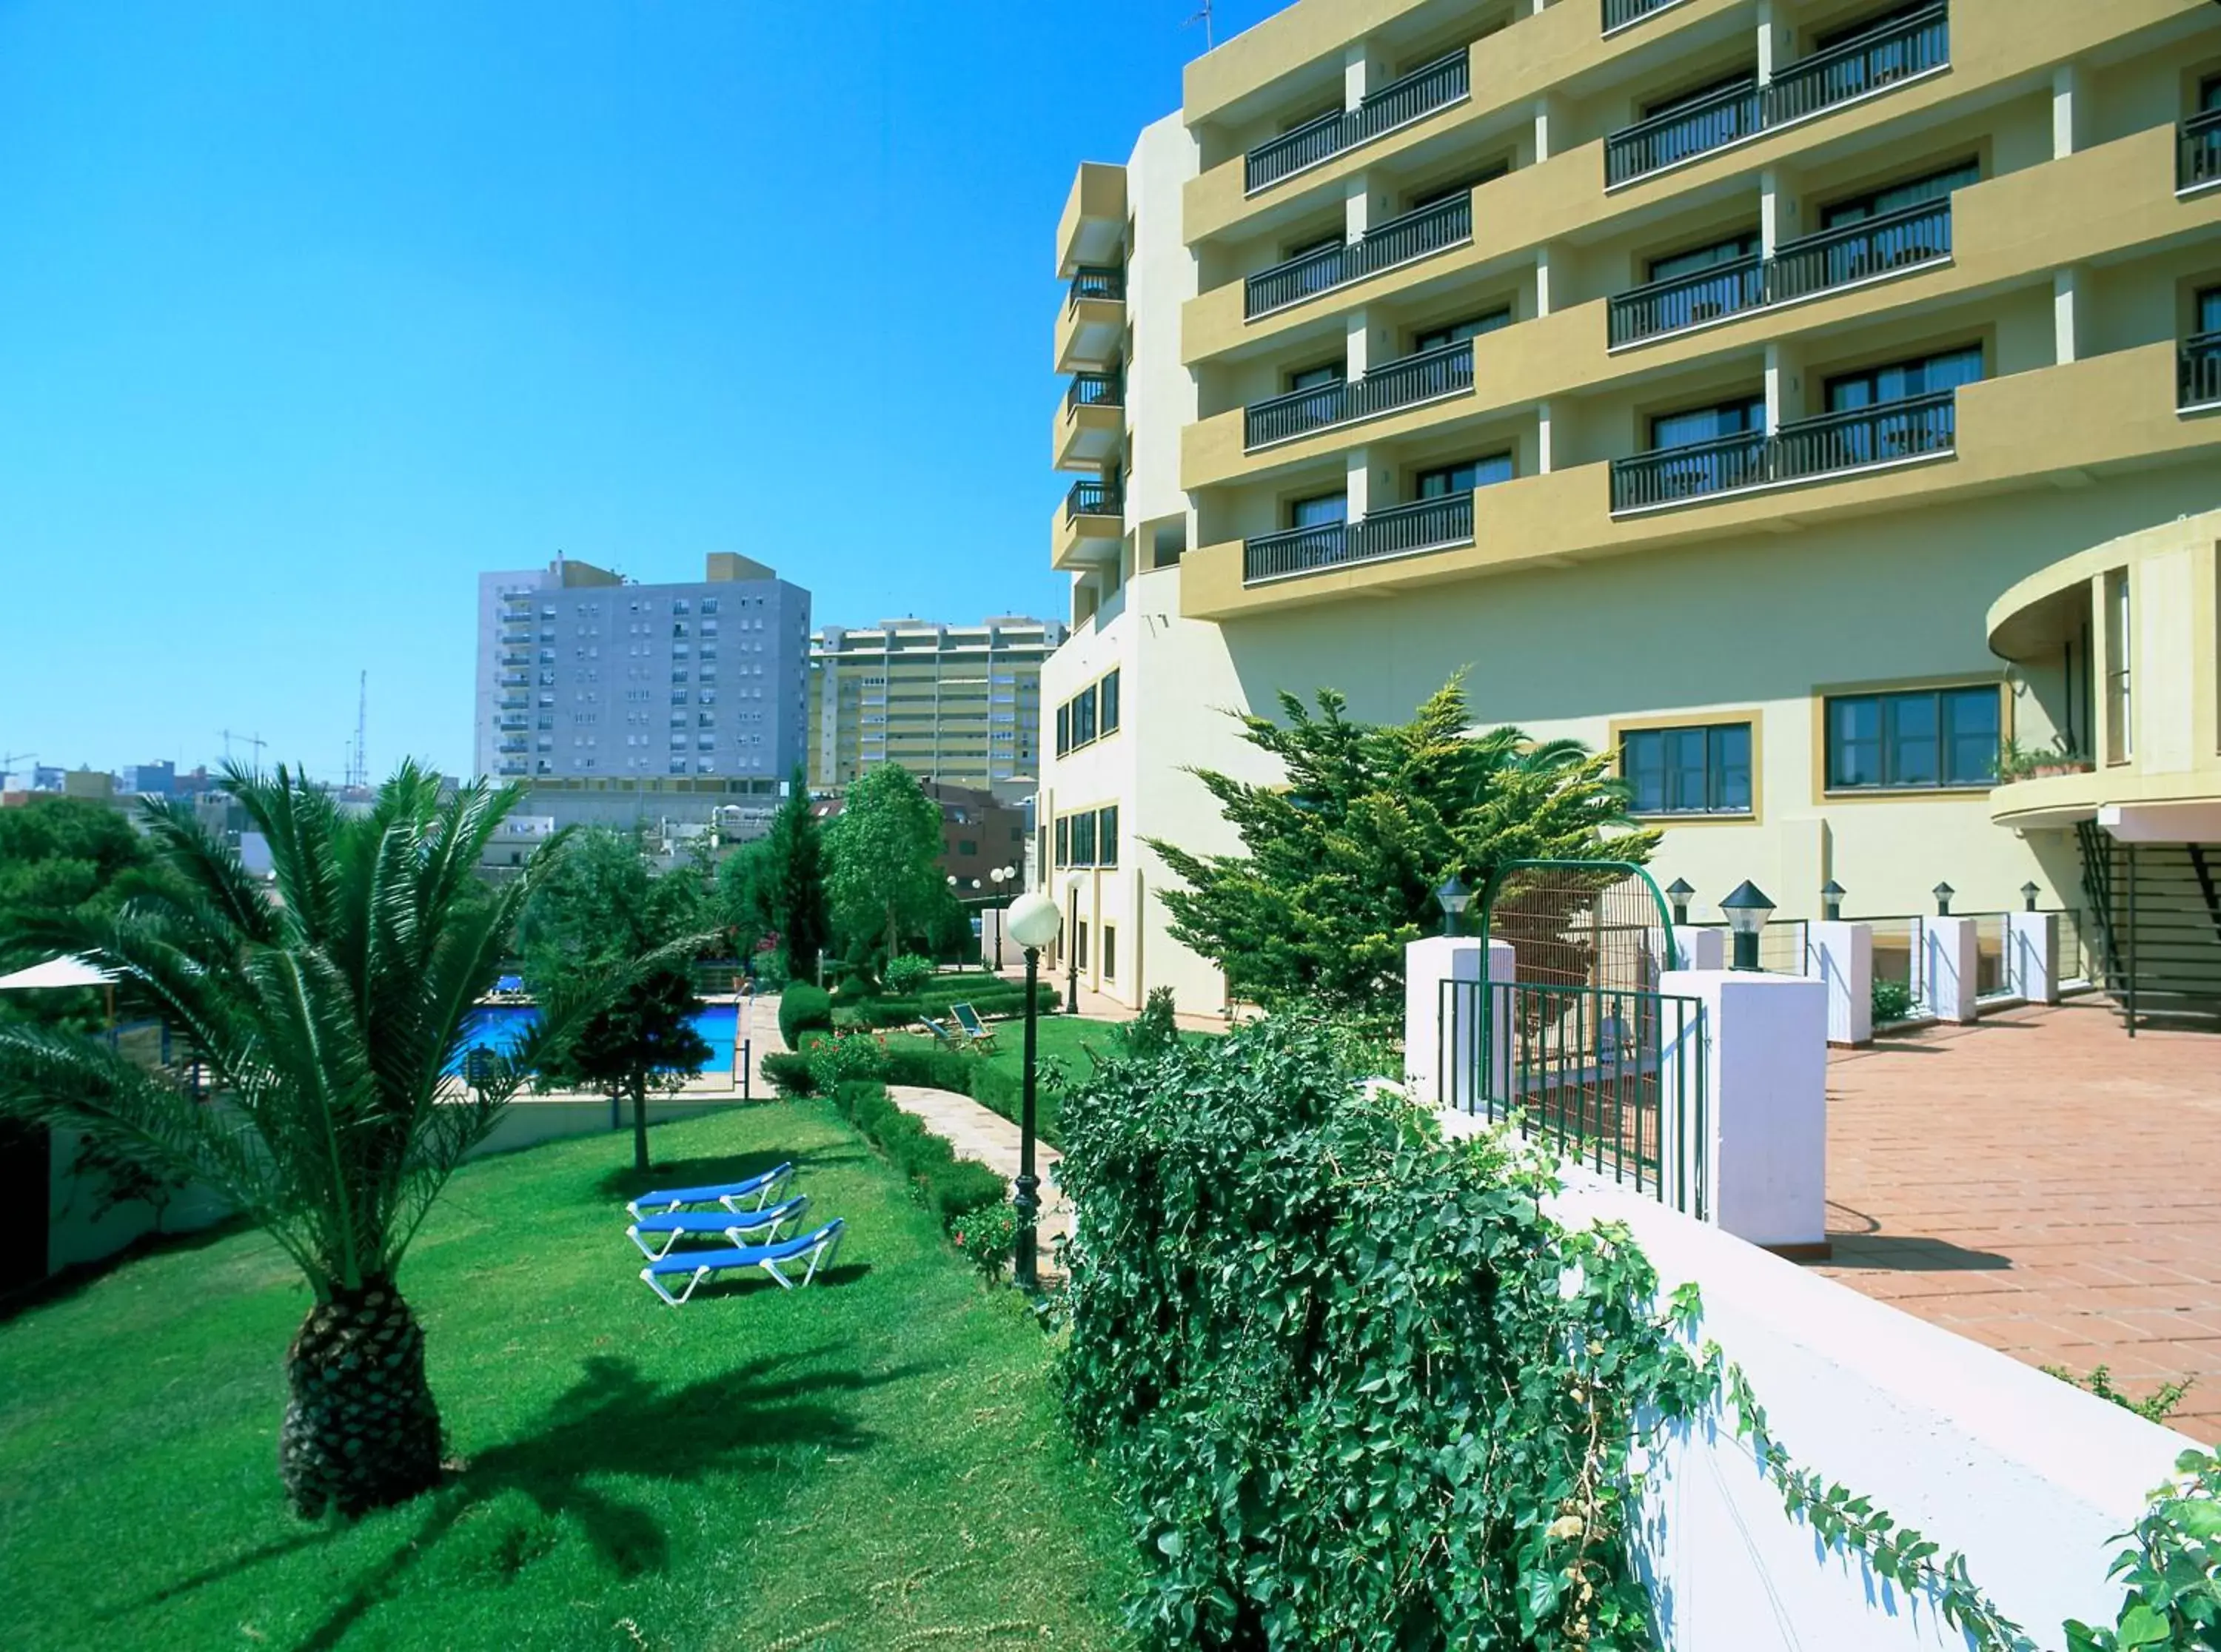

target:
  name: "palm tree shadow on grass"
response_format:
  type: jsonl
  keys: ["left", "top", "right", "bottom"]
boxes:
{"left": 276, "top": 1346, "right": 919, "bottom": 1651}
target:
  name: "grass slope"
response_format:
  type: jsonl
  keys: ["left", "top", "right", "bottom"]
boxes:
{"left": 880, "top": 1016, "right": 1207, "bottom": 1147}
{"left": 0, "top": 1102, "right": 1134, "bottom": 1652}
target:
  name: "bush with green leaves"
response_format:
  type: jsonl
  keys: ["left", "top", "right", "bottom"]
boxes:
{"left": 762, "top": 1050, "right": 816, "bottom": 1097}
{"left": 1116, "top": 987, "right": 1179, "bottom": 1059}
{"left": 884, "top": 954, "right": 935, "bottom": 996}
{"left": 1056, "top": 1017, "right": 1715, "bottom": 1649}
{"left": 1872, "top": 978, "right": 1917, "bottom": 1026}
{"left": 777, "top": 984, "right": 834, "bottom": 1048}
{"left": 805, "top": 1029, "right": 888, "bottom": 1094}
{"left": 951, "top": 1201, "right": 1023, "bottom": 1286}
{"left": 2067, "top": 1449, "right": 2221, "bottom": 1651}
{"left": 827, "top": 1079, "right": 1005, "bottom": 1228}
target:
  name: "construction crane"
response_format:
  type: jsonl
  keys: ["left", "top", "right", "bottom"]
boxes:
{"left": 344, "top": 671, "right": 368, "bottom": 790}
{"left": 218, "top": 730, "right": 267, "bottom": 774}
{"left": 0, "top": 751, "right": 34, "bottom": 788}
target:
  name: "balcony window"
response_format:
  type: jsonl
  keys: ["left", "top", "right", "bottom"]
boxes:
{"left": 1825, "top": 343, "right": 1982, "bottom": 414}
{"left": 1072, "top": 684, "right": 1099, "bottom": 746}
{"left": 1245, "top": 195, "right": 1474, "bottom": 320}
{"left": 1826, "top": 685, "right": 1998, "bottom": 790}
{"left": 1413, "top": 308, "right": 1510, "bottom": 352}
{"left": 1623, "top": 723, "right": 1752, "bottom": 814}
{"left": 1099, "top": 669, "right": 1121, "bottom": 737}
{"left": 2185, "top": 286, "right": 2221, "bottom": 410}
{"left": 1054, "top": 815, "right": 1069, "bottom": 868}
{"left": 1820, "top": 159, "right": 1977, "bottom": 229}
{"left": 1416, "top": 454, "right": 1513, "bottom": 498}
{"left": 1287, "top": 360, "right": 1345, "bottom": 394}
{"left": 1244, "top": 50, "right": 1471, "bottom": 194}
{"left": 1408, "top": 159, "right": 1507, "bottom": 211}
{"left": 1290, "top": 491, "right": 1349, "bottom": 528}
{"left": 1648, "top": 231, "right": 1760, "bottom": 284}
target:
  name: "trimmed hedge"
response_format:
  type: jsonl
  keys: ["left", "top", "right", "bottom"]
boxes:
{"left": 763, "top": 1050, "right": 816, "bottom": 1096}
{"left": 829, "top": 982, "right": 1058, "bottom": 1032}
{"left": 829, "top": 1079, "right": 1007, "bottom": 1227}
{"left": 777, "top": 984, "right": 834, "bottom": 1048}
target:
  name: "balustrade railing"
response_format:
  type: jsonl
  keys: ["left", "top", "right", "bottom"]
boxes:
{"left": 1244, "top": 194, "right": 1473, "bottom": 319}
{"left": 1768, "top": 199, "right": 1952, "bottom": 305}
{"left": 1245, "top": 51, "right": 1470, "bottom": 192}
{"left": 1243, "top": 338, "right": 1475, "bottom": 448}
{"left": 1609, "top": 257, "right": 1763, "bottom": 346}
{"left": 2181, "top": 330, "right": 2221, "bottom": 410}
{"left": 1065, "top": 372, "right": 1125, "bottom": 412}
{"left": 1242, "top": 491, "right": 1475, "bottom": 583}
{"left": 1603, "top": 0, "right": 1684, "bottom": 30}
{"left": 1067, "top": 266, "right": 1125, "bottom": 307}
{"left": 1604, "top": 4, "right": 1946, "bottom": 186}
{"left": 1064, "top": 477, "right": 1123, "bottom": 520}
{"left": 1610, "top": 390, "right": 1955, "bottom": 512}
{"left": 2183, "top": 110, "right": 2221, "bottom": 192}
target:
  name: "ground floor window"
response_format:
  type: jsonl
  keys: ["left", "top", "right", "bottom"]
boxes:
{"left": 1102, "top": 925, "right": 1116, "bottom": 982}
{"left": 1825, "top": 685, "right": 1999, "bottom": 790}
{"left": 1621, "top": 722, "right": 1752, "bottom": 814}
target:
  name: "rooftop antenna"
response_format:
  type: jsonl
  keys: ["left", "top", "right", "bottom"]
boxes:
{"left": 1185, "top": 0, "right": 1214, "bottom": 50}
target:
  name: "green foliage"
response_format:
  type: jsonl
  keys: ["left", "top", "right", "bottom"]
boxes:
{"left": 777, "top": 984, "right": 834, "bottom": 1048}
{"left": 1148, "top": 678, "right": 1652, "bottom": 1035}
{"left": 761, "top": 1050, "right": 816, "bottom": 1097}
{"left": 805, "top": 1029, "right": 888, "bottom": 1094}
{"left": 882, "top": 1044, "right": 985, "bottom": 1095}
{"left": 826, "top": 1079, "right": 1008, "bottom": 1229}
{"left": 884, "top": 954, "right": 935, "bottom": 996}
{"left": 1116, "top": 987, "right": 1179, "bottom": 1059}
{"left": 825, "top": 765, "right": 946, "bottom": 962}
{"left": 1057, "top": 1016, "right": 1711, "bottom": 1650}
{"left": 951, "top": 1201, "right": 1023, "bottom": 1286}
{"left": 0, "top": 762, "right": 576, "bottom": 1296}
{"left": 1872, "top": 978, "right": 1917, "bottom": 1025}
{"left": 2067, "top": 1450, "right": 2221, "bottom": 1651}
{"left": 516, "top": 828, "right": 711, "bottom": 1172}
{"left": 721, "top": 768, "right": 830, "bottom": 976}
{"left": 0, "top": 796, "right": 164, "bottom": 1034}
{"left": 2044, "top": 1363, "right": 2194, "bottom": 1425}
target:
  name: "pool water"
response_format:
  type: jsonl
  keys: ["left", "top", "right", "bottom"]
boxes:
{"left": 456, "top": 1002, "right": 743, "bottom": 1075}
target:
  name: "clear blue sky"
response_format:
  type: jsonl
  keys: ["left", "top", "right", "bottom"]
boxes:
{"left": 0, "top": 0, "right": 1287, "bottom": 782}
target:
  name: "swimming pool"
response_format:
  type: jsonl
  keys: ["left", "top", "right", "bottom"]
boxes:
{"left": 455, "top": 1002, "right": 743, "bottom": 1075}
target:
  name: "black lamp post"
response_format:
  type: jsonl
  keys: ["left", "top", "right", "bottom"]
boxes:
{"left": 2021, "top": 881, "right": 2040, "bottom": 913}
{"left": 1065, "top": 873, "right": 1082, "bottom": 1014}
{"left": 1821, "top": 879, "right": 1846, "bottom": 922}
{"left": 1005, "top": 892, "right": 1064, "bottom": 1293}
{"left": 1666, "top": 877, "right": 1695, "bottom": 927}
{"left": 991, "top": 866, "right": 1013, "bottom": 968}
{"left": 1435, "top": 873, "right": 1471, "bottom": 938}
{"left": 1932, "top": 882, "right": 1954, "bottom": 917}
{"left": 1721, "top": 880, "right": 1775, "bottom": 972}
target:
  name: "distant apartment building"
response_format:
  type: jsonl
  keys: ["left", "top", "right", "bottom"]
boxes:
{"left": 473, "top": 554, "right": 811, "bottom": 817}
{"left": 808, "top": 617, "right": 1066, "bottom": 791}
{"left": 116, "top": 762, "right": 175, "bottom": 797}
{"left": 1039, "top": 0, "right": 2221, "bottom": 1018}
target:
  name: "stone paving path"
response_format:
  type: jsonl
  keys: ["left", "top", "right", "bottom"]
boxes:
{"left": 1812, "top": 997, "right": 2221, "bottom": 1440}
{"left": 885, "top": 1084, "right": 1071, "bottom": 1272}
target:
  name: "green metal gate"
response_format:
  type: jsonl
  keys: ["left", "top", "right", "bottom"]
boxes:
{"left": 1437, "top": 860, "right": 1708, "bottom": 1216}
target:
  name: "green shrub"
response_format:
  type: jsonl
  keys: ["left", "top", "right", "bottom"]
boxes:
{"left": 777, "top": 984, "right": 833, "bottom": 1048}
{"left": 761, "top": 1050, "right": 817, "bottom": 1096}
{"left": 805, "top": 1029, "right": 887, "bottom": 1094}
{"left": 1872, "top": 978, "right": 1917, "bottom": 1025}
{"left": 831, "top": 1078, "right": 1009, "bottom": 1234}
{"left": 882, "top": 1044, "right": 982, "bottom": 1094}
{"left": 1056, "top": 1017, "right": 1709, "bottom": 1651}
{"left": 1116, "top": 987, "right": 1179, "bottom": 1058}
{"left": 951, "top": 1198, "right": 1022, "bottom": 1285}
{"left": 884, "top": 954, "right": 935, "bottom": 996}
{"left": 931, "top": 1159, "right": 1009, "bottom": 1224}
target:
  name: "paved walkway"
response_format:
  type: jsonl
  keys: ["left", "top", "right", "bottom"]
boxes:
{"left": 886, "top": 1085, "right": 1071, "bottom": 1272}
{"left": 1812, "top": 998, "right": 2221, "bottom": 1438}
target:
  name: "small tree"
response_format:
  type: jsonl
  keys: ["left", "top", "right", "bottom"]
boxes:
{"left": 518, "top": 830, "right": 711, "bottom": 1172}
{"left": 722, "top": 768, "right": 829, "bottom": 980}
{"left": 1150, "top": 677, "right": 1652, "bottom": 1033}
{"left": 826, "top": 764, "right": 945, "bottom": 965}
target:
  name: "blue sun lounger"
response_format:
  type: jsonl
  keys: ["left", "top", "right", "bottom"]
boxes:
{"left": 626, "top": 1162, "right": 794, "bottom": 1222}
{"left": 640, "top": 1220, "right": 846, "bottom": 1305}
{"left": 626, "top": 1195, "right": 808, "bottom": 1260}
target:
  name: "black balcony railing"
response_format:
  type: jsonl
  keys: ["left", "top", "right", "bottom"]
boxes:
{"left": 1245, "top": 51, "right": 1470, "bottom": 194}
{"left": 2183, "top": 110, "right": 2221, "bottom": 192}
{"left": 1244, "top": 338, "right": 1476, "bottom": 449}
{"left": 1068, "top": 266, "right": 1125, "bottom": 308}
{"left": 1065, "top": 372, "right": 1125, "bottom": 412}
{"left": 1608, "top": 199, "right": 1952, "bottom": 345}
{"left": 1245, "top": 194, "right": 1473, "bottom": 319}
{"left": 1609, "top": 389, "right": 1957, "bottom": 511}
{"left": 2183, "top": 331, "right": 2221, "bottom": 410}
{"left": 1604, "top": 4, "right": 1947, "bottom": 186}
{"left": 1603, "top": 0, "right": 1684, "bottom": 30}
{"left": 1243, "top": 491, "right": 1475, "bottom": 583}
{"left": 1065, "top": 477, "right": 1124, "bottom": 520}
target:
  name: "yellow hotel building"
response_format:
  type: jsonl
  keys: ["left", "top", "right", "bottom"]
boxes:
{"left": 1039, "top": 0, "right": 2221, "bottom": 1022}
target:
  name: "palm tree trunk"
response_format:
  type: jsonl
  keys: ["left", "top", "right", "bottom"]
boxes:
{"left": 279, "top": 1278, "right": 442, "bottom": 1518}
{"left": 630, "top": 1074, "right": 650, "bottom": 1173}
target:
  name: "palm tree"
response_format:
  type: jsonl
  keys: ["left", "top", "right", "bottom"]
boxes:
{"left": 0, "top": 763, "right": 582, "bottom": 1519}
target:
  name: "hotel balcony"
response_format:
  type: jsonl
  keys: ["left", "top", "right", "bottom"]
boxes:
{"left": 1243, "top": 194, "right": 1472, "bottom": 321}
{"left": 498, "top": 696, "right": 529, "bottom": 711}
{"left": 1056, "top": 161, "right": 1126, "bottom": 280}
{"left": 1986, "top": 507, "right": 2221, "bottom": 839}
{"left": 1053, "top": 372, "right": 1125, "bottom": 471}
{"left": 1604, "top": 4, "right": 1949, "bottom": 189}
{"left": 1051, "top": 477, "right": 1124, "bottom": 574}
{"left": 1242, "top": 50, "right": 1470, "bottom": 196}
{"left": 1245, "top": 492, "right": 1475, "bottom": 585}
{"left": 1604, "top": 0, "right": 1690, "bottom": 30}
{"left": 498, "top": 672, "right": 531, "bottom": 689}
{"left": 1055, "top": 266, "right": 1126, "bottom": 375}
{"left": 2183, "top": 331, "right": 2221, "bottom": 413}
{"left": 2182, "top": 109, "right": 2221, "bottom": 195}
{"left": 1609, "top": 199, "right": 1952, "bottom": 349}
{"left": 1244, "top": 338, "right": 1475, "bottom": 451}
{"left": 1181, "top": 343, "right": 2221, "bottom": 619}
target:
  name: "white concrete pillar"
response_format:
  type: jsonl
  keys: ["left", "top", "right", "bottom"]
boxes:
{"left": 1812, "top": 921, "right": 1873, "bottom": 1047}
{"left": 1532, "top": 92, "right": 1568, "bottom": 164}
{"left": 2008, "top": 911, "right": 2060, "bottom": 1005}
{"left": 1536, "top": 400, "right": 1558, "bottom": 474}
{"left": 1924, "top": 916, "right": 1980, "bottom": 1024}
{"left": 1755, "top": 0, "right": 1792, "bottom": 83}
{"left": 1652, "top": 924, "right": 1726, "bottom": 971}
{"left": 1759, "top": 167, "right": 1800, "bottom": 258}
{"left": 1661, "top": 968, "right": 1831, "bottom": 1253}
{"left": 1534, "top": 243, "right": 1563, "bottom": 317}
{"left": 2051, "top": 62, "right": 2086, "bottom": 160}
{"left": 1344, "top": 175, "right": 1371, "bottom": 241}
{"left": 1345, "top": 445, "right": 1379, "bottom": 519}
{"left": 1345, "top": 307, "right": 1374, "bottom": 378}
{"left": 2054, "top": 266, "right": 2088, "bottom": 366}
{"left": 1404, "top": 936, "right": 1513, "bottom": 1110}
{"left": 1763, "top": 340, "right": 1805, "bottom": 432}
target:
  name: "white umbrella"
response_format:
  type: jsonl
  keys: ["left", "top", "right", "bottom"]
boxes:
{"left": 0, "top": 955, "right": 115, "bottom": 992}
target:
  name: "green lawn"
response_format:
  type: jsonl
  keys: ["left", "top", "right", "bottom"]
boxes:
{"left": 880, "top": 1015, "right": 1202, "bottom": 1146}
{"left": 0, "top": 1102, "right": 1136, "bottom": 1651}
